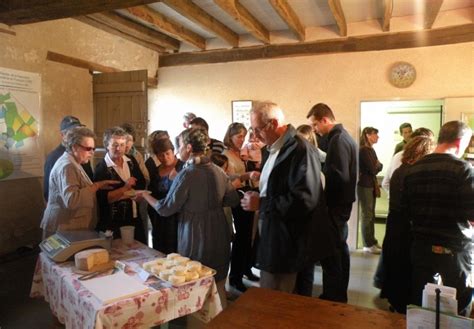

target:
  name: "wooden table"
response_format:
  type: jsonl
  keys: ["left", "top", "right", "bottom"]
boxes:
{"left": 206, "top": 287, "right": 405, "bottom": 329}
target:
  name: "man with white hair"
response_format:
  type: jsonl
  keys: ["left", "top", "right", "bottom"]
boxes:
{"left": 241, "top": 101, "right": 337, "bottom": 292}
{"left": 403, "top": 120, "right": 474, "bottom": 316}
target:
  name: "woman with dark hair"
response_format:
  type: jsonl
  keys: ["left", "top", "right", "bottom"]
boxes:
{"left": 145, "top": 137, "right": 184, "bottom": 253}
{"left": 93, "top": 126, "right": 147, "bottom": 243}
{"left": 378, "top": 135, "right": 435, "bottom": 313}
{"left": 137, "top": 128, "right": 239, "bottom": 308}
{"left": 223, "top": 122, "right": 259, "bottom": 292}
{"left": 41, "top": 127, "right": 118, "bottom": 239}
{"left": 358, "top": 127, "right": 383, "bottom": 254}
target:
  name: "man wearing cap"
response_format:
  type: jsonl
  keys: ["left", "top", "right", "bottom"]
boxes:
{"left": 43, "top": 116, "right": 94, "bottom": 201}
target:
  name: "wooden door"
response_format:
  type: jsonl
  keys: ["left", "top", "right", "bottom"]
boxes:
{"left": 93, "top": 70, "right": 148, "bottom": 151}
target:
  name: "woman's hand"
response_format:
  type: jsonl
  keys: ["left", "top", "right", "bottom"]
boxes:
{"left": 125, "top": 177, "right": 137, "bottom": 189}
{"left": 92, "top": 180, "right": 120, "bottom": 192}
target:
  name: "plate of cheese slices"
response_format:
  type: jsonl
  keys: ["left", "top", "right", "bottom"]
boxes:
{"left": 123, "top": 189, "right": 151, "bottom": 198}
{"left": 142, "top": 253, "right": 215, "bottom": 286}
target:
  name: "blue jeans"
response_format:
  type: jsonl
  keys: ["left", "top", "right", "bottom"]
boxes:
{"left": 357, "top": 185, "right": 378, "bottom": 247}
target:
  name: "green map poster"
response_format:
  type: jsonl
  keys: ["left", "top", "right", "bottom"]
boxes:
{"left": 0, "top": 67, "right": 42, "bottom": 180}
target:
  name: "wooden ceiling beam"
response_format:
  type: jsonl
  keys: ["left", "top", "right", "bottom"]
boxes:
{"left": 0, "top": 0, "right": 158, "bottom": 25}
{"left": 76, "top": 15, "right": 166, "bottom": 52}
{"left": 424, "top": 0, "right": 443, "bottom": 30}
{"left": 214, "top": 0, "right": 270, "bottom": 44}
{"left": 269, "top": 0, "right": 305, "bottom": 41}
{"left": 327, "top": 0, "right": 347, "bottom": 36}
{"left": 381, "top": 0, "right": 393, "bottom": 32}
{"left": 126, "top": 5, "right": 206, "bottom": 50}
{"left": 159, "top": 23, "right": 474, "bottom": 67}
{"left": 160, "top": 0, "right": 239, "bottom": 47}
{"left": 46, "top": 51, "right": 158, "bottom": 88}
{"left": 83, "top": 12, "right": 180, "bottom": 51}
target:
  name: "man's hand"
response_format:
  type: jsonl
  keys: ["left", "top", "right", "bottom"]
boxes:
{"left": 241, "top": 191, "right": 260, "bottom": 212}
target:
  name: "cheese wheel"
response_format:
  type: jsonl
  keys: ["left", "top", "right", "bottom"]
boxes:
{"left": 74, "top": 248, "right": 109, "bottom": 271}
{"left": 172, "top": 265, "right": 186, "bottom": 276}
{"left": 142, "top": 260, "right": 158, "bottom": 272}
{"left": 151, "top": 265, "right": 163, "bottom": 275}
{"left": 155, "top": 258, "right": 167, "bottom": 265}
{"left": 185, "top": 270, "right": 199, "bottom": 282}
{"left": 159, "top": 269, "right": 174, "bottom": 281}
{"left": 173, "top": 256, "right": 190, "bottom": 266}
{"left": 162, "top": 260, "right": 175, "bottom": 269}
{"left": 186, "top": 261, "right": 202, "bottom": 272}
{"left": 166, "top": 253, "right": 181, "bottom": 260}
{"left": 168, "top": 275, "right": 186, "bottom": 285}
{"left": 198, "top": 267, "right": 213, "bottom": 278}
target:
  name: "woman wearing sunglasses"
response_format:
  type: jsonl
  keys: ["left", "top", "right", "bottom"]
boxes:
{"left": 40, "top": 127, "right": 118, "bottom": 239}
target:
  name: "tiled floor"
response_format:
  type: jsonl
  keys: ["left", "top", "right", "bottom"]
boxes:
{"left": 0, "top": 248, "right": 389, "bottom": 329}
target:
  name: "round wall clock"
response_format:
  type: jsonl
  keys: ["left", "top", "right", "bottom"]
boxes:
{"left": 389, "top": 61, "right": 416, "bottom": 88}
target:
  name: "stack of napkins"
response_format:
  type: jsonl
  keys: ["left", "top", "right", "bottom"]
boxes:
{"left": 422, "top": 283, "right": 457, "bottom": 315}
{"left": 81, "top": 271, "right": 150, "bottom": 305}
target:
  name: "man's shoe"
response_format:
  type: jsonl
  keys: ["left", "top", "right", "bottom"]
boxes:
{"left": 244, "top": 271, "right": 260, "bottom": 282}
{"left": 230, "top": 280, "right": 248, "bottom": 293}
{"left": 363, "top": 245, "right": 381, "bottom": 254}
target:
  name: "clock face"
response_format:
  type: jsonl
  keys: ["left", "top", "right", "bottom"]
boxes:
{"left": 389, "top": 62, "right": 416, "bottom": 88}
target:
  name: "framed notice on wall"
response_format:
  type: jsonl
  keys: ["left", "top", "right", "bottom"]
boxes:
{"left": 232, "top": 100, "right": 252, "bottom": 129}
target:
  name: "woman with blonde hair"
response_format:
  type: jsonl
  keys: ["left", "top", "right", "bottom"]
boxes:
{"left": 223, "top": 122, "right": 260, "bottom": 292}
{"left": 378, "top": 135, "right": 435, "bottom": 313}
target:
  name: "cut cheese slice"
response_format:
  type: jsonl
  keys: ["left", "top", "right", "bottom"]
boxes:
{"left": 75, "top": 248, "right": 110, "bottom": 271}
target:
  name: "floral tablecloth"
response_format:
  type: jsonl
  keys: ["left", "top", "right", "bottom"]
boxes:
{"left": 30, "top": 240, "right": 222, "bottom": 329}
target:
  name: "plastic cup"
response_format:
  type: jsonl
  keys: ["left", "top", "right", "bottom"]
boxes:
{"left": 120, "top": 226, "right": 135, "bottom": 245}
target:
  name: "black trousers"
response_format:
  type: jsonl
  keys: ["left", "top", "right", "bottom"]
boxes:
{"left": 319, "top": 204, "right": 352, "bottom": 302}
{"left": 410, "top": 240, "right": 473, "bottom": 316}
{"left": 229, "top": 204, "right": 255, "bottom": 282}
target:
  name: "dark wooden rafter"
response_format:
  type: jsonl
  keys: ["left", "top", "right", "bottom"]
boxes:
{"left": 159, "top": 23, "right": 474, "bottom": 67}
{"left": 214, "top": 0, "right": 270, "bottom": 44}
{"left": 327, "top": 0, "right": 347, "bottom": 36}
{"left": 0, "top": 27, "right": 15, "bottom": 35}
{"left": 269, "top": 0, "right": 305, "bottom": 41}
{"left": 160, "top": 0, "right": 239, "bottom": 47}
{"left": 424, "top": 0, "right": 443, "bottom": 29}
{"left": 75, "top": 15, "right": 166, "bottom": 53}
{"left": 381, "top": 0, "right": 393, "bottom": 32}
{"left": 78, "top": 11, "right": 180, "bottom": 51}
{"left": 126, "top": 5, "right": 206, "bottom": 50}
{"left": 46, "top": 51, "right": 158, "bottom": 88}
{"left": 0, "top": 0, "right": 158, "bottom": 25}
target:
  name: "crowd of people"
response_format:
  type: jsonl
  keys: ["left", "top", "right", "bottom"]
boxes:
{"left": 40, "top": 101, "right": 473, "bottom": 316}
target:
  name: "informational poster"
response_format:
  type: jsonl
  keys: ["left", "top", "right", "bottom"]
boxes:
{"left": 0, "top": 67, "right": 43, "bottom": 180}
{"left": 232, "top": 100, "right": 253, "bottom": 129}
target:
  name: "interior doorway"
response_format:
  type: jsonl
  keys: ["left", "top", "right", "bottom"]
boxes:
{"left": 357, "top": 99, "right": 443, "bottom": 249}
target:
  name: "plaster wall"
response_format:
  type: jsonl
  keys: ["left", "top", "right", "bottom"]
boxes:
{"left": 152, "top": 41, "right": 473, "bottom": 249}
{"left": 0, "top": 19, "right": 158, "bottom": 254}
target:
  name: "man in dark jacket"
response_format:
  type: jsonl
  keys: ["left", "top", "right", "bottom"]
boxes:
{"left": 241, "top": 101, "right": 337, "bottom": 293}
{"left": 307, "top": 103, "right": 358, "bottom": 302}
{"left": 43, "top": 116, "right": 94, "bottom": 201}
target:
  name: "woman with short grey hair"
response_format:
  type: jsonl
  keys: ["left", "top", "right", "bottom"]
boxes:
{"left": 40, "top": 127, "right": 118, "bottom": 239}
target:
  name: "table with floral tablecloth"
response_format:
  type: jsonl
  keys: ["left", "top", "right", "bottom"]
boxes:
{"left": 30, "top": 239, "right": 222, "bottom": 329}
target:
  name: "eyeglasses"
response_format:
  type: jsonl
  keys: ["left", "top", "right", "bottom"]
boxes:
{"left": 250, "top": 121, "right": 271, "bottom": 135}
{"left": 77, "top": 144, "right": 95, "bottom": 152}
